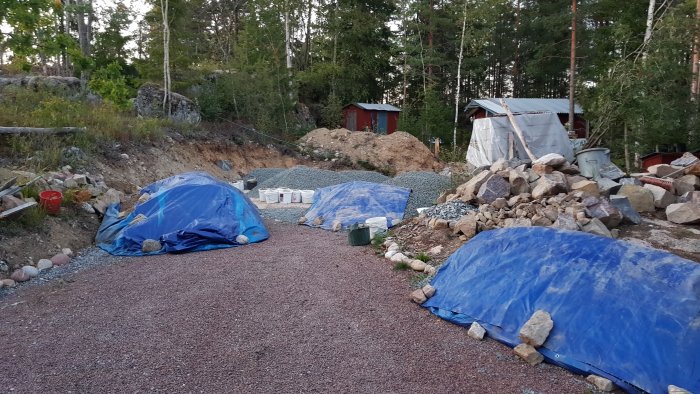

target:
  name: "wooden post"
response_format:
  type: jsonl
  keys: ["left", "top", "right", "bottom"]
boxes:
{"left": 499, "top": 99, "right": 538, "bottom": 161}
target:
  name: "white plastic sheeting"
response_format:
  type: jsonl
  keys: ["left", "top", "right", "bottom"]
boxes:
{"left": 466, "top": 112, "right": 574, "bottom": 167}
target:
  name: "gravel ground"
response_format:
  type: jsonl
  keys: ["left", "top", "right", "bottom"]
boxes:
{"left": 0, "top": 221, "right": 589, "bottom": 393}
{"left": 385, "top": 171, "right": 452, "bottom": 218}
{"left": 259, "top": 206, "right": 308, "bottom": 224}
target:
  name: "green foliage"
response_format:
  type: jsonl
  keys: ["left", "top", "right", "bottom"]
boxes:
{"left": 393, "top": 262, "right": 411, "bottom": 271}
{"left": 89, "top": 62, "right": 132, "bottom": 109}
{"left": 0, "top": 89, "right": 165, "bottom": 169}
{"left": 415, "top": 252, "right": 431, "bottom": 263}
{"left": 320, "top": 93, "right": 343, "bottom": 128}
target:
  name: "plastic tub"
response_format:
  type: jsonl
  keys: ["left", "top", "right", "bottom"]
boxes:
{"left": 291, "top": 190, "right": 302, "bottom": 203}
{"left": 264, "top": 189, "right": 279, "bottom": 203}
{"left": 300, "top": 190, "right": 315, "bottom": 204}
{"left": 258, "top": 189, "right": 269, "bottom": 202}
{"left": 365, "top": 217, "right": 388, "bottom": 239}
{"left": 575, "top": 148, "right": 611, "bottom": 178}
{"left": 348, "top": 225, "right": 371, "bottom": 246}
{"left": 40, "top": 190, "right": 62, "bottom": 215}
{"left": 231, "top": 180, "right": 244, "bottom": 191}
{"left": 279, "top": 188, "right": 293, "bottom": 204}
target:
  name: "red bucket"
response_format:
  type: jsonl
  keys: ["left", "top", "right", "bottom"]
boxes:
{"left": 39, "top": 190, "right": 63, "bottom": 215}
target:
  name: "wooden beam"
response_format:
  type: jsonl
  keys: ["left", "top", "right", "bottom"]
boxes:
{"left": 499, "top": 99, "right": 538, "bottom": 162}
{"left": 0, "top": 127, "right": 86, "bottom": 135}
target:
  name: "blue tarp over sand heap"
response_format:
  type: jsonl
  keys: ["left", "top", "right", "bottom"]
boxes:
{"left": 424, "top": 227, "right": 700, "bottom": 393}
{"left": 302, "top": 181, "right": 411, "bottom": 230}
{"left": 96, "top": 172, "right": 269, "bottom": 256}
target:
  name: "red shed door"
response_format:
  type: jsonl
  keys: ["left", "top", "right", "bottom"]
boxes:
{"left": 347, "top": 110, "right": 357, "bottom": 131}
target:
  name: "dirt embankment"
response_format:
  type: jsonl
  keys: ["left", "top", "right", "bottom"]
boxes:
{"left": 299, "top": 128, "right": 443, "bottom": 174}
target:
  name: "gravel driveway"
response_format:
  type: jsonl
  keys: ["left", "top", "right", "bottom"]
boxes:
{"left": 0, "top": 221, "right": 588, "bottom": 393}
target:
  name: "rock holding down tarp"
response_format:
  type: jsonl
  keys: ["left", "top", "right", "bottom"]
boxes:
{"left": 423, "top": 227, "right": 700, "bottom": 393}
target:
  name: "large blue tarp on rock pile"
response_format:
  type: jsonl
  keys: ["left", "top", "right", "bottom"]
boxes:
{"left": 303, "top": 181, "right": 411, "bottom": 230}
{"left": 424, "top": 227, "right": 700, "bottom": 393}
{"left": 96, "top": 172, "right": 269, "bottom": 256}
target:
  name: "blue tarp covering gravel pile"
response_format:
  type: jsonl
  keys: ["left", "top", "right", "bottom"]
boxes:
{"left": 302, "top": 181, "right": 411, "bottom": 230}
{"left": 424, "top": 227, "right": 700, "bottom": 393}
{"left": 96, "top": 172, "right": 269, "bottom": 256}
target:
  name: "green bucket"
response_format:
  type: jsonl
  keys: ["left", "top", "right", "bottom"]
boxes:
{"left": 348, "top": 225, "right": 371, "bottom": 246}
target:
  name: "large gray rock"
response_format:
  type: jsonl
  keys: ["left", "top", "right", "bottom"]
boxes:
{"left": 519, "top": 310, "right": 553, "bottom": 348}
{"left": 648, "top": 164, "right": 681, "bottom": 178}
{"left": 679, "top": 191, "right": 700, "bottom": 204}
{"left": 596, "top": 177, "right": 621, "bottom": 196}
{"left": 666, "top": 203, "right": 700, "bottom": 224}
{"left": 598, "top": 162, "right": 626, "bottom": 180}
{"left": 477, "top": 175, "right": 511, "bottom": 204}
{"left": 644, "top": 184, "right": 676, "bottom": 209}
{"left": 533, "top": 153, "right": 567, "bottom": 167}
{"left": 136, "top": 83, "right": 201, "bottom": 124}
{"left": 609, "top": 195, "right": 642, "bottom": 224}
{"left": 582, "top": 218, "right": 613, "bottom": 237}
{"left": 673, "top": 177, "right": 696, "bottom": 196}
{"left": 552, "top": 213, "right": 579, "bottom": 231}
{"left": 142, "top": 239, "right": 162, "bottom": 253}
{"left": 582, "top": 196, "right": 622, "bottom": 228}
{"left": 509, "top": 170, "right": 530, "bottom": 195}
{"left": 617, "top": 185, "right": 655, "bottom": 212}
{"left": 456, "top": 171, "right": 493, "bottom": 202}
{"left": 571, "top": 180, "right": 599, "bottom": 196}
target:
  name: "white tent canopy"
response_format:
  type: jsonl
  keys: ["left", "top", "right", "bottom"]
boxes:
{"left": 466, "top": 112, "right": 574, "bottom": 168}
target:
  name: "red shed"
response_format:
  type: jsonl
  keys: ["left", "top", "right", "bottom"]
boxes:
{"left": 465, "top": 98, "right": 588, "bottom": 139}
{"left": 342, "top": 103, "right": 401, "bottom": 134}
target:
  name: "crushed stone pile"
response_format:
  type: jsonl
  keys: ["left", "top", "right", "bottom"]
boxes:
{"left": 386, "top": 172, "right": 452, "bottom": 218}
{"left": 248, "top": 168, "right": 286, "bottom": 185}
{"left": 422, "top": 200, "right": 477, "bottom": 221}
{"left": 250, "top": 166, "right": 452, "bottom": 220}
{"left": 298, "top": 128, "right": 442, "bottom": 174}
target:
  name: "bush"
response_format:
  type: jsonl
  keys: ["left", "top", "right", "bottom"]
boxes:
{"left": 88, "top": 61, "right": 133, "bottom": 110}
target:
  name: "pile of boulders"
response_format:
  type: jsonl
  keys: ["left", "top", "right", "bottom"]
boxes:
{"left": 637, "top": 152, "right": 700, "bottom": 224}
{"left": 421, "top": 153, "right": 645, "bottom": 240}
{"left": 1, "top": 249, "right": 72, "bottom": 289}
{"left": 418, "top": 151, "right": 700, "bottom": 242}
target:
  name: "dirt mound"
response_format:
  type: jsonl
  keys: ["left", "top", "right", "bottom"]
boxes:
{"left": 298, "top": 128, "right": 442, "bottom": 174}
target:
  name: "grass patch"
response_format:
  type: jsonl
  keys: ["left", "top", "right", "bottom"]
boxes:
{"left": 410, "top": 273, "right": 430, "bottom": 288}
{"left": 415, "top": 252, "right": 431, "bottom": 263}
{"left": 0, "top": 206, "right": 47, "bottom": 236}
{"left": 0, "top": 88, "right": 175, "bottom": 170}
{"left": 392, "top": 262, "right": 411, "bottom": 271}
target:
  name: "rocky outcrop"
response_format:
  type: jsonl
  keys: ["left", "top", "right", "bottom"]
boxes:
{"left": 135, "top": 83, "right": 201, "bottom": 124}
{"left": 0, "top": 75, "right": 84, "bottom": 97}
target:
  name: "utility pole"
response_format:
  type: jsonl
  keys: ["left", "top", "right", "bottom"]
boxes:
{"left": 568, "top": 0, "right": 577, "bottom": 135}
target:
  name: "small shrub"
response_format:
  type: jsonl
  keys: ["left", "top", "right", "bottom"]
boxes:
{"left": 88, "top": 62, "right": 133, "bottom": 110}
{"left": 393, "top": 262, "right": 411, "bottom": 271}
{"left": 415, "top": 252, "right": 431, "bottom": 263}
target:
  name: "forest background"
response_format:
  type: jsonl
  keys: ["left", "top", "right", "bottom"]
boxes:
{"left": 1, "top": 0, "right": 699, "bottom": 165}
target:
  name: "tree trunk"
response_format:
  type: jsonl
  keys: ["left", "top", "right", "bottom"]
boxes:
{"left": 568, "top": 0, "right": 577, "bottom": 134}
{"left": 452, "top": 0, "right": 468, "bottom": 153}
{"left": 624, "top": 123, "right": 631, "bottom": 173}
{"left": 161, "top": 0, "right": 171, "bottom": 117}
{"left": 691, "top": 0, "right": 700, "bottom": 100}
{"left": 304, "top": 0, "right": 313, "bottom": 69}
{"left": 643, "top": 0, "right": 656, "bottom": 49}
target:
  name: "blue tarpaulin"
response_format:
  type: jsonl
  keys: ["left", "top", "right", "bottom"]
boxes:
{"left": 302, "top": 181, "right": 411, "bottom": 230}
{"left": 424, "top": 227, "right": 700, "bottom": 393}
{"left": 96, "top": 172, "right": 269, "bottom": 256}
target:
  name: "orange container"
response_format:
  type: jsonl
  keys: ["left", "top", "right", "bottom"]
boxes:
{"left": 39, "top": 190, "right": 63, "bottom": 215}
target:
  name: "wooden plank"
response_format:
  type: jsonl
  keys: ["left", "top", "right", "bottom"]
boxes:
{"left": 499, "top": 98, "right": 538, "bottom": 162}
{"left": 0, "top": 201, "right": 37, "bottom": 220}
{"left": 0, "top": 127, "right": 86, "bottom": 135}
